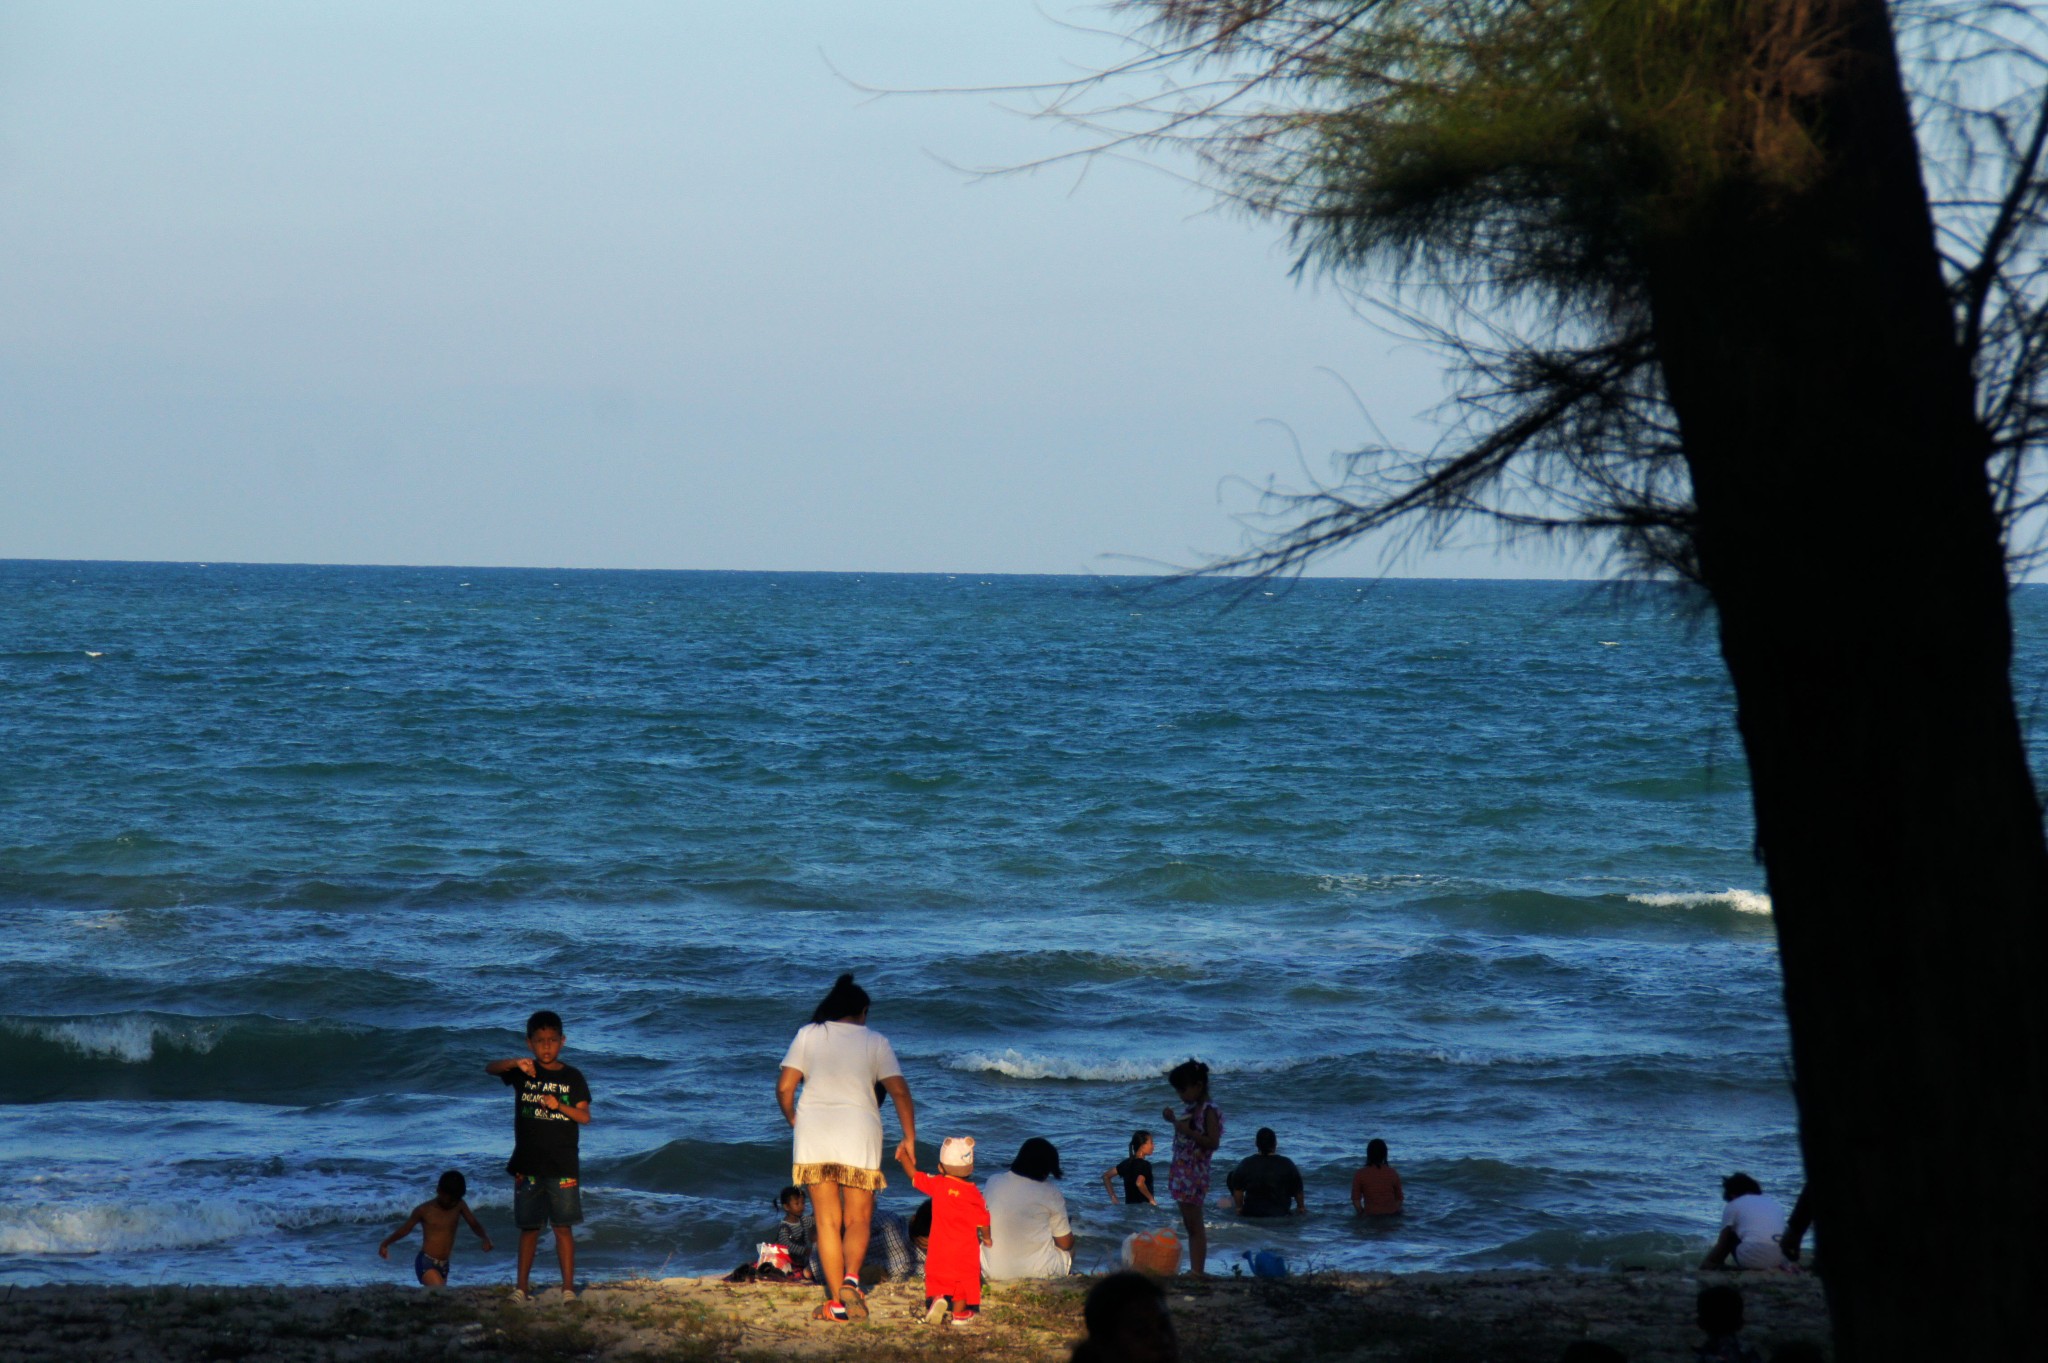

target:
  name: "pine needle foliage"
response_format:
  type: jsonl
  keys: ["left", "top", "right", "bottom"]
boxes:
{"left": 1087, "top": 0, "right": 2048, "bottom": 580}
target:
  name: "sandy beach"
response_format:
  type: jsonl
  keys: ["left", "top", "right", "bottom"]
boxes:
{"left": 0, "top": 1269, "right": 1829, "bottom": 1362}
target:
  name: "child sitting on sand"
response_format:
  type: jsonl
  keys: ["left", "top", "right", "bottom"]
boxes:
{"left": 896, "top": 1135, "right": 992, "bottom": 1327}
{"left": 1102, "top": 1130, "right": 1158, "bottom": 1206}
{"left": 770, "top": 1186, "right": 814, "bottom": 1276}
{"left": 1350, "top": 1138, "right": 1405, "bottom": 1216}
{"left": 1162, "top": 1060, "right": 1222, "bottom": 1276}
{"left": 377, "top": 1170, "right": 493, "bottom": 1286}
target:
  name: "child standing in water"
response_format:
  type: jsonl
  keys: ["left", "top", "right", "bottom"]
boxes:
{"left": 1102, "top": 1130, "right": 1158, "bottom": 1207}
{"left": 1161, "top": 1060, "right": 1222, "bottom": 1276}
{"left": 377, "top": 1169, "right": 493, "bottom": 1286}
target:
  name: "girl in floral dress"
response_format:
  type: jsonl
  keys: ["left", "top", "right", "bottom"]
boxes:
{"left": 1161, "top": 1059, "right": 1222, "bottom": 1276}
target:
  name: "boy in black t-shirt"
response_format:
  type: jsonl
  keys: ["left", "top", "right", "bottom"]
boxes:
{"left": 1102, "top": 1130, "right": 1158, "bottom": 1206}
{"left": 485, "top": 1009, "right": 593, "bottom": 1301}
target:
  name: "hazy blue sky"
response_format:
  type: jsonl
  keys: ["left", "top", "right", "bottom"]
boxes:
{"left": 0, "top": 1, "right": 1587, "bottom": 576}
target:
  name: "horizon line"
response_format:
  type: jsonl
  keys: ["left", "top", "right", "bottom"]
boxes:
{"left": 1, "top": 554, "right": 1635, "bottom": 584}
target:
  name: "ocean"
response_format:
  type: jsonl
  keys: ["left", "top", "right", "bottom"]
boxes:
{"left": 9, "top": 561, "right": 2013, "bottom": 1287}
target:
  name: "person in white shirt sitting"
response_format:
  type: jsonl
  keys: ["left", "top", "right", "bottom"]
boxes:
{"left": 982, "top": 1138, "right": 1076, "bottom": 1280}
{"left": 1700, "top": 1171, "right": 1793, "bottom": 1271}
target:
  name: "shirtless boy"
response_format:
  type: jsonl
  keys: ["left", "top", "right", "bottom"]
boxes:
{"left": 378, "top": 1170, "right": 493, "bottom": 1286}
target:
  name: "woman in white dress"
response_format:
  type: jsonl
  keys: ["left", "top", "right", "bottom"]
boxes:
{"left": 775, "top": 974, "right": 917, "bottom": 1321}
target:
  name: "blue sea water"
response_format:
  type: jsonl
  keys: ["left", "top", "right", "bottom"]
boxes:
{"left": 6, "top": 561, "right": 2016, "bottom": 1287}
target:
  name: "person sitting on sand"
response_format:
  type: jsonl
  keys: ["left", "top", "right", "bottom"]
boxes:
{"left": 1103, "top": 1130, "right": 1158, "bottom": 1206}
{"left": 899, "top": 1135, "right": 992, "bottom": 1327}
{"left": 983, "top": 1137, "right": 1076, "bottom": 1280}
{"left": 770, "top": 1186, "right": 813, "bottom": 1275}
{"left": 1351, "top": 1138, "right": 1404, "bottom": 1217}
{"left": 377, "top": 1169, "right": 493, "bottom": 1287}
{"left": 1694, "top": 1284, "right": 1764, "bottom": 1363}
{"left": 1070, "top": 1271, "right": 1179, "bottom": 1363}
{"left": 1227, "top": 1127, "right": 1306, "bottom": 1217}
{"left": 865, "top": 1205, "right": 922, "bottom": 1284}
{"left": 1700, "top": 1173, "right": 1791, "bottom": 1272}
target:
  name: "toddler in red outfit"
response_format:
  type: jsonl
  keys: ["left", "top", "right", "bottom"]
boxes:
{"left": 896, "top": 1135, "right": 991, "bottom": 1326}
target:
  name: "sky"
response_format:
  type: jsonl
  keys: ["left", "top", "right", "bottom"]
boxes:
{"left": 0, "top": 1, "right": 1594, "bottom": 577}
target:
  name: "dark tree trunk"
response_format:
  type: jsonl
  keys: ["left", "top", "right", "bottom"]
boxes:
{"left": 1644, "top": 1, "right": 2048, "bottom": 1357}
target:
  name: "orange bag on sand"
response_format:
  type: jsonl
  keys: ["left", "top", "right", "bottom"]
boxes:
{"left": 1121, "top": 1228, "right": 1182, "bottom": 1276}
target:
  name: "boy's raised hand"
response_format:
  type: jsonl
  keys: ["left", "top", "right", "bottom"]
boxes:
{"left": 516, "top": 1058, "right": 537, "bottom": 1077}
{"left": 894, "top": 1144, "right": 918, "bottom": 1177}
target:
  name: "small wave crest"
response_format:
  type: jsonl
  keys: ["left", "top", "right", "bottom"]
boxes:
{"left": 1627, "top": 888, "right": 1773, "bottom": 915}
{"left": 0, "top": 1198, "right": 353, "bottom": 1256}
{"left": 597, "top": 1139, "right": 792, "bottom": 1196}
{"left": 948, "top": 1049, "right": 1299, "bottom": 1083}
{"left": 1, "top": 1014, "right": 223, "bottom": 1064}
{"left": 2, "top": 1011, "right": 473, "bottom": 1104}
{"left": 1458, "top": 1226, "right": 1697, "bottom": 1271}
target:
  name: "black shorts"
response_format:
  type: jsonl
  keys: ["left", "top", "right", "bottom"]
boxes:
{"left": 513, "top": 1176, "right": 583, "bottom": 1230}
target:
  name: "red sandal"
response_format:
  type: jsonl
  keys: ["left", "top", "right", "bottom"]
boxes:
{"left": 812, "top": 1301, "right": 849, "bottom": 1322}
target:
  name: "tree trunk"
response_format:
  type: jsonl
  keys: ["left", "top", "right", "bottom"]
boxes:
{"left": 1644, "top": 1, "right": 2048, "bottom": 1357}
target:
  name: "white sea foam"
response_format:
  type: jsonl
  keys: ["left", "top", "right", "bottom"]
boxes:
{"left": 3, "top": 1014, "right": 221, "bottom": 1063}
{"left": 948, "top": 1049, "right": 1300, "bottom": 1082}
{"left": 1627, "top": 889, "right": 1774, "bottom": 915}
{"left": 1418, "top": 1048, "right": 1546, "bottom": 1068}
{"left": 0, "top": 1199, "right": 338, "bottom": 1255}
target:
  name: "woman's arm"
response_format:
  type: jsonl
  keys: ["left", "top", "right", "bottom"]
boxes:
{"left": 777, "top": 1066, "right": 802, "bottom": 1127}
{"left": 1700, "top": 1226, "right": 1739, "bottom": 1269}
{"left": 882, "top": 1073, "right": 916, "bottom": 1162}
{"left": 1138, "top": 1172, "right": 1157, "bottom": 1206}
{"left": 1197, "top": 1108, "right": 1221, "bottom": 1154}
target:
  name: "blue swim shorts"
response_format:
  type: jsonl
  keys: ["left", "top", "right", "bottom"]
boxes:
{"left": 414, "top": 1251, "right": 450, "bottom": 1285}
{"left": 513, "top": 1175, "right": 583, "bottom": 1230}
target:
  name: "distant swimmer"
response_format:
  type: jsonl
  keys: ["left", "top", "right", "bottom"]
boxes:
{"left": 1351, "top": 1138, "right": 1405, "bottom": 1217}
{"left": 377, "top": 1169, "right": 492, "bottom": 1286}
{"left": 1226, "top": 1127, "right": 1306, "bottom": 1218}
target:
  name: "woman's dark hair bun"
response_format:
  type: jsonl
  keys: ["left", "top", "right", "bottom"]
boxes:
{"left": 811, "top": 973, "right": 873, "bottom": 1025}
